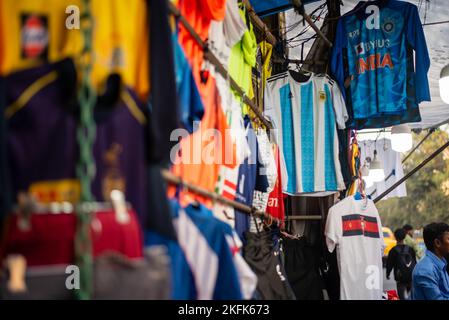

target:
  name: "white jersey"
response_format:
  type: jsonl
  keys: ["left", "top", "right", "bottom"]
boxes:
{"left": 208, "top": 0, "right": 247, "bottom": 69}
{"left": 264, "top": 71, "right": 348, "bottom": 195}
{"left": 360, "top": 139, "right": 407, "bottom": 200}
{"left": 325, "top": 196, "right": 384, "bottom": 300}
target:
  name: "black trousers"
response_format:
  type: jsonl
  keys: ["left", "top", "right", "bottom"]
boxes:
{"left": 396, "top": 282, "right": 411, "bottom": 300}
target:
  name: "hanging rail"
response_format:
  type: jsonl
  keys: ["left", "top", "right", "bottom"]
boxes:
{"left": 168, "top": 1, "right": 272, "bottom": 129}
{"left": 161, "top": 169, "right": 282, "bottom": 226}
{"left": 367, "top": 129, "right": 435, "bottom": 198}
{"left": 292, "top": 0, "right": 333, "bottom": 47}
{"left": 242, "top": 0, "right": 277, "bottom": 45}
{"left": 272, "top": 58, "right": 327, "bottom": 65}
{"left": 285, "top": 215, "right": 322, "bottom": 221}
{"left": 374, "top": 139, "right": 449, "bottom": 203}
{"left": 401, "top": 129, "right": 435, "bottom": 164}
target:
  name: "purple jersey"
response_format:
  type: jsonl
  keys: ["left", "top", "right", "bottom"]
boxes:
{"left": 4, "top": 59, "right": 148, "bottom": 224}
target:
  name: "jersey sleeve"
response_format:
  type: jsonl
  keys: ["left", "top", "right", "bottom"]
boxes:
{"left": 376, "top": 208, "right": 386, "bottom": 253}
{"left": 325, "top": 205, "right": 341, "bottom": 253}
{"left": 263, "top": 84, "right": 288, "bottom": 191}
{"left": 330, "top": 81, "right": 349, "bottom": 130}
{"left": 223, "top": 0, "right": 247, "bottom": 48}
{"left": 406, "top": 4, "right": 431, "bottom": 103}
{"left": 330, "top": 20, "right": 347, "bottom": 101}
{"left": 263, "top": 83, "right": 280, "bottom": 144}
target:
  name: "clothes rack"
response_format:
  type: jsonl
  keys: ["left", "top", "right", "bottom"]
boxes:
{"left": 291, "top": 0, "right": 333, "bottom": 47}
{"left": 168, "top": 1, "right": 273, "bottom": 129}
{"left": 11, "top": 202, "right": 132, "bottom": 215}
{"left": 272, "top": 58, "right": 326, "bottom": 66}
{"left": 161, "top": 169, "right": 283, "bottom": 226}
{"left": 285, "top": 215, "right": 322, "bottom": 221}
{"left": 242, "top": 0, "right": 277, "bottom": 45}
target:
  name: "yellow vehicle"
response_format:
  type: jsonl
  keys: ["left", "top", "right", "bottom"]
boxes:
{"left": 383, "top": 227, "right": 396, "bottom": 257}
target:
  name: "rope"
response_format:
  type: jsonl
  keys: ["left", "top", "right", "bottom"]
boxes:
{"left": 74, "top": 0, "right": 97, "bottom": 300}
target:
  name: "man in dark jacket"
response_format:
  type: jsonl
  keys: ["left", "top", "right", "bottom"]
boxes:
{"left": 386, "top": 228, "right": 417, "bottom": 300}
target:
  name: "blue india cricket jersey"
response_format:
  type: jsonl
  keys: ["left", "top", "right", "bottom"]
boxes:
{"left": 331, "top": 0, "right": 430, "bottom": 121}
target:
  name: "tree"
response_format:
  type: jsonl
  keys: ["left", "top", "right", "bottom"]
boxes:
{"left": 377, "top": 129, "right": 449, "bottom": 230}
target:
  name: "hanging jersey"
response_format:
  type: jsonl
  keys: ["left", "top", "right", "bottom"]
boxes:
{"left": 0, "top": 0, "right": 78, "bottom": 74}
{"left": 325, "top": 195, "right": 384, "bottom": 300}
{"left": 228, "top": 2, "right": 257, "bottom": 100}
{"left": 251, "top": 130, "right": 277, "bottom": 217}
{"left": 173, "top": 33, "right": 204, "bottom": 133}
{"left": 4, "top": 59, "right": 150, "bottom": 225}
{"left": 171, "top": 200, "right": 243, "bottom": 300}
{"left": 2, "top": 209, "right": 143, "bottom": 266}
{"left": 264, "top": 72, "right": 347, "bottom": 195}
{"left": 213, "top": 74, "right": 251, "bottom": 226}
{"left": 208, "top": 0, "right": 247, "bottom": 69}
{"left": 360, "top": 139, "right": 407, "bottom": 200}
{"left": 331, "top": 0, "right": 430, "bottom": 121}
{"left": 0, "top": 0, "right": 149, "bottom": 100}
{"left": 266, "top": 145, "right": 285, "bottom": 223}
{"left": 177, "top": 0, "right": 226, "bottom": 87}
{"left": 234, "top": 116, "right": 269, "bottom": 240}
{"left": 168, "top": 75, "right": 237, "bottom": 208}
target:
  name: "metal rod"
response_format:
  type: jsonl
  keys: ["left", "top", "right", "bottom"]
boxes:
{"left": 161, "top": 169, "right": 282, "bottom": 226}
{"left": 272, "top": 58, "right": 326, "bottom": 65}
{"left": 369, "top": 129, "right": 435, "bottom": 197}
{"left": 243, "top": 0, "right": 277, "bottom": 45}
{"left": 357, "top": 129, "right": 391, "bottom": 135}
{"left": 374, "top": 139, "right": 449, "bottom": 203}
{"left": 401, "top": 129, "right": 435, "bottom": 164}
{"left": 422, "top": 20, "right": 449, "bottom": 27}
{"left": 292, "top": 0, "right": 333, "bottom": 47}
{"left": 168, "top": 1, "right": 272, "bottom": 130}
{"left": 285, "top": 215, "right": 322, "bottom": 220}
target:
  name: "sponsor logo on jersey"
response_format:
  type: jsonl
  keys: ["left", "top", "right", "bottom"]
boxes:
{"left": 353, "top": 39, "right": 391, "bottom": 56}
{"left": 21, "top": 14, "right": 49, "bottom": 60}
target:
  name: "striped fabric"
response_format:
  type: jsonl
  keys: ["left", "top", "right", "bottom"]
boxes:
{"left": 264, "top": 72, "right": 347, "bottom": 194}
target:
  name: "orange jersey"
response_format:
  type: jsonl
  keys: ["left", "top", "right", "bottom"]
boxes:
{"left": 177, "top": 0, "right": 226, "bottom": 85}
{"left": 169, "top": 76, "right": 237, "bottom": 208}
{"left": 170, "top": 0, "right": 233, "bottom": 207}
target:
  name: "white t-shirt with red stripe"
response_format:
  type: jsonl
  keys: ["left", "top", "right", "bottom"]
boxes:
{"left": 325, "top": 196, "right": 384, "bottom": 300}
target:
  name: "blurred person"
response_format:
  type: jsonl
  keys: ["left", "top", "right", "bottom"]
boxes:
{"left": 403, "top": 224, "right": 423, "bottom": 260}
{"left": 386, "top": 228, "right": 417, "bottom": 300}
{"left": 412, "top": 223, "right": 449, "bottom": 300}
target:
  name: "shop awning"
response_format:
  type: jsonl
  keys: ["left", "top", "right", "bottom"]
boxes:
{"left": 249, "top": 0, "right": 320, "bottom": 17}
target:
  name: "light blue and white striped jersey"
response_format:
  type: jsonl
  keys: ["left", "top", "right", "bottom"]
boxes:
{"left": 264, "top": 71, "right": 347, "bottom": 195}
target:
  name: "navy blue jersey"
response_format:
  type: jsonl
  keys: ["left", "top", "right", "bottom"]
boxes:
{"left": 4, "top": 59, "right": 150, "bottom": 226}
{"left": 234, "top": 116, "right": 269, "bottom": 240}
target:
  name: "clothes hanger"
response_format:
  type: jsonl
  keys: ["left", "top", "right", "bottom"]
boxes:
{"left": 250, "top": 208, "right": 261, "bottom": 234}
{"left": 280, "top": 230, "right": 300, "bottom": 240}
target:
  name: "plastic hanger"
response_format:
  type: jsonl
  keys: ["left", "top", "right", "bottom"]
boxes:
{"left": 281, "top": 230, "right": 300, "bottom": 240}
